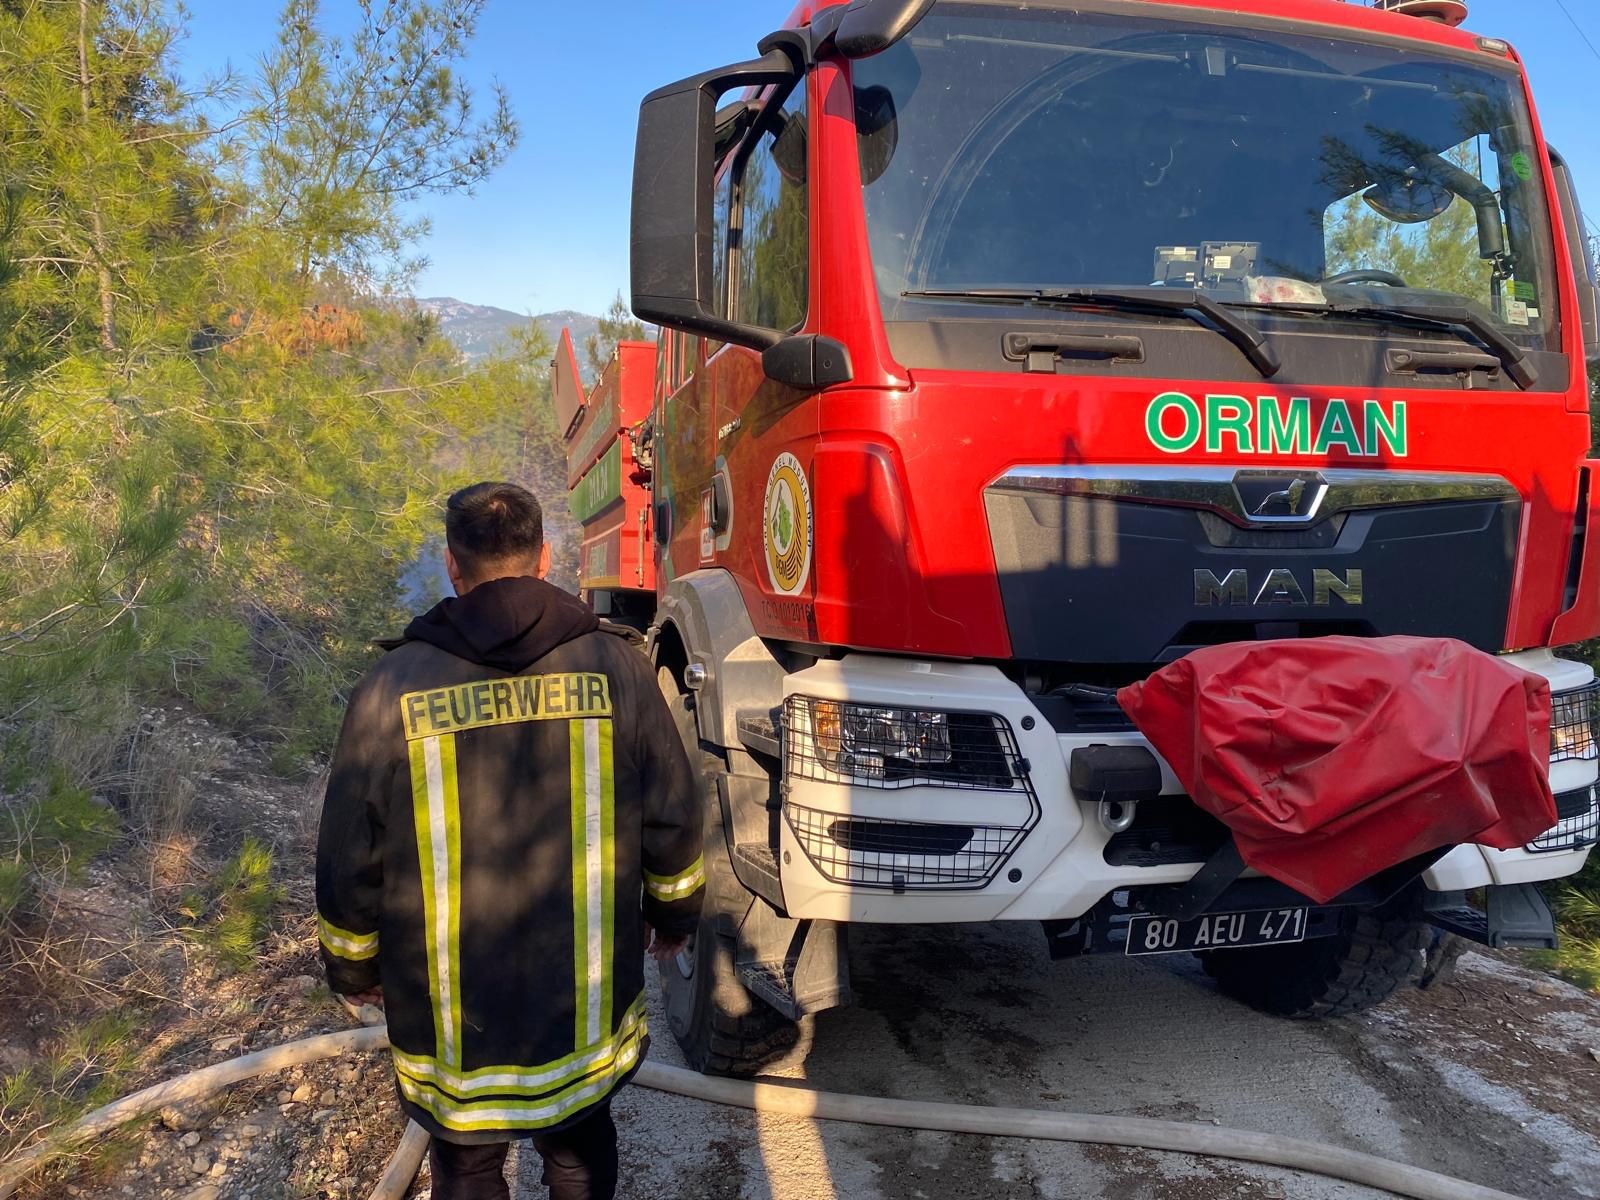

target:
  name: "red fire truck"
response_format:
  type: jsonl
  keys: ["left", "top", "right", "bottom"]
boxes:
{"left": 554, "top": 329, "right": 658, "bottom": 618}
{"left": 584, "top": 0, "right": 1600, "bottom": 1072}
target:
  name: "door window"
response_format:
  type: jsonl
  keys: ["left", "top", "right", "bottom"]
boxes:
{"left": 731, "top": 83, "right": 809, "bottom": 332}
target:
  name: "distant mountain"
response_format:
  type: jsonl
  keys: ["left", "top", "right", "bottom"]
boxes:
{"left": 415, "top": 297, "right": 603, "bottom": 366}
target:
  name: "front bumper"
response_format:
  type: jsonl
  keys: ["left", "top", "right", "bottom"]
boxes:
{"left": 774, "top": 651, "right": 1597, "bottom": 924}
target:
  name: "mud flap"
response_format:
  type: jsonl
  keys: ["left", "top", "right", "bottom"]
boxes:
{"left": 734, "top": 898, "right": 852, "bottom": 1022}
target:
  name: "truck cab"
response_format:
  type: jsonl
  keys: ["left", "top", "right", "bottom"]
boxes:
{"left": 605, "top": 0, "right": 1600, "bottom": 1072}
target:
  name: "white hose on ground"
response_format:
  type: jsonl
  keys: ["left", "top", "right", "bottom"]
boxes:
{"left": 0, "top": 1027, "right": 1531, "bottom": 1200}
{"left": 631, "top": 1061, "right": 1527, "bottom": 1200}
{"left": 369, "top": 1120, "right": 430, "bottom": 1200}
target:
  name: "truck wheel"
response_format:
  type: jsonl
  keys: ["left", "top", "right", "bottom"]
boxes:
{"left": 656, "top": 666, "right": 799, "bottom": 1075}
{"left": 1199, "top": 906, "right": 1429, "bottom": 1019}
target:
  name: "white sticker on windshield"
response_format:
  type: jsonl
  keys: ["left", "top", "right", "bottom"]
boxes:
{"left": 1528, "top": 308, "right": 1541, "bottom": 320}
{"left": 1506, "top": 300, "right": 1530, "bottom": 326}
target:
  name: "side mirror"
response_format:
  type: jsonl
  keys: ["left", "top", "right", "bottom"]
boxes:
{"left": 630, "top": 44, "right": 801, "bottom": 351}
{"left": 1549, "top": 147, "right": 1600, "bottom": 366}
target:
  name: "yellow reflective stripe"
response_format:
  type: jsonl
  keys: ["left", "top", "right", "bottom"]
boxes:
{"left": 391, "top": 995, "right": 646, "bottom": 1097}
{"left": 411, "top": 734, "right": 463, "bottom": 1069}
{"left": 644, "top": 855, "right": 705, "bottom": 901}
{"left": 598, "top": 719, "right": 616, "bottom": 1042}
{"left": 440, "top": 734, "right": 464, "bottom": 1068}
{"left": 570, "top": 718, "right": 617, "bottom": 1050}
{"left": 569, "top": 721, "right": 588, "bottom": 1051}
{"left": 396, "top": 1034, "right": 644, "bottom": 1132}
{"left": 317, "top": 915, "right": 378, "bottom": 961}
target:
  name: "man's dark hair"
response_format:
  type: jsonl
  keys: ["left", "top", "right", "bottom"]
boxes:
{"left": 445, "top": 481, "right": 544, "bottom": 574}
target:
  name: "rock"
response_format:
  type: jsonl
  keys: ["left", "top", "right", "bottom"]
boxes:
{"left": 178, "top": 1132, "right": 202, "bottom": 1150}
{"left": 276, "top": 1090, "right": 291, "bottom": 1103}
{"left": 160, "top": 1096, "right": 223, "bottom": 1132}
{"left": 210, "top": 1036, "right": 242, "bottom": 1053}
{"left": 1530, "top": 978, "right": 1566, "bottom": 998}
{"left": 318, "top": 1088, "right": 336, "bottom": 1106}
{"left": 181, "top": 1188, "right": 220, "bottom": 1200}
{"left": 311, "top": 1108, "right": 335, "bottom": 1122}
{"left": 0, "top": 1044, "right": 34, "bottom": 1074}
{"left": 240, "top": 1122, "right": 263, "bottom": 1138}
{"left": 288, "top": 975, "right": 318, "bottom": 995}
{"left": 290, "top": 1083, "right": 313, "bottom": 1103}
{"left": 208, "top": 1161, "right": 225, "bottom": 1177}
{"left": 1588, "top": 1046, "right": 1600, "bottom": 1065}
{"left": 190, "top": 1154, "right": 211, "bottom": 1175}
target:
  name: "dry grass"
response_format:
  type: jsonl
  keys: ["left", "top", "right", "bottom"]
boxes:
{"left": 0, "top": 706, "right": 303, "bottom": 1174}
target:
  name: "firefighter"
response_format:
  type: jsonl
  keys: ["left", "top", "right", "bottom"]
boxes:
{"left": 315, "top": 481, "right": 703, "bottom": 1200}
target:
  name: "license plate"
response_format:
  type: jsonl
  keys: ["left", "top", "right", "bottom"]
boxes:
{"left": 1125, "top": 907, "right": 1309, "bottom": 956}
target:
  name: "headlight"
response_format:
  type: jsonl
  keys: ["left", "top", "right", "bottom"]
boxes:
{"left": 784, "top": 697, "right": 1024, "bottom": 789}
{"left": 807, "top": 699, "right": 952, "bottom": 779}
{"left": 1551, "top": 684, "right": 1599, "bottom": 763}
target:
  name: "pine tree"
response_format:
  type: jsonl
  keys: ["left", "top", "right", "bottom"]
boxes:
{"left": 0, "top": 0, "right": 544, "bottom": 766}
{"left": 584, "top": 290, "right": 647, "bottom": 377}
{"left": 246, "top": 0, "right": 517, "bottom": 290}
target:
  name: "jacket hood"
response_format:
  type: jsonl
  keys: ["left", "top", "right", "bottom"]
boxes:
{"left": 403, "top": 576, "right": 599, "bottom": 672}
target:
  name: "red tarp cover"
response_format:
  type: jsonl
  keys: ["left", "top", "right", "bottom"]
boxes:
{"left": 1116, "top": 636, "right": 1556, "bottom": 903}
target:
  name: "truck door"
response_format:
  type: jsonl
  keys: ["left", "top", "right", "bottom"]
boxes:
{"left": 654, "top": 291, "right": 714, "bottom": 588}
{"left": 703, "top": 76, "right": 818, "bottom": 634}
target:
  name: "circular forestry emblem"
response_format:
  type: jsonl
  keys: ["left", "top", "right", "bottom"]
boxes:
{"left": 763, "top": 452, "right": 812, "bottom": 595}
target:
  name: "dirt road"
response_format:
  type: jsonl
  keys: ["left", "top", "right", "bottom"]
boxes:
{"left": 506, "top": 924, "right": 1600, "bottom": 1200}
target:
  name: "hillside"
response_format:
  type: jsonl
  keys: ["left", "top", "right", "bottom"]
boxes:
{"left": 416, "top": 297, "right": 602, "bottom": 364}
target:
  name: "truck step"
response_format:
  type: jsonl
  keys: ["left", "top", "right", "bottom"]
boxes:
{"left": 1426, "top": 883, "right": 1557, "bottom": 950}
{"left": 735, "top": 709, "right": 781, "bottom": 759}
{"left": 731, "top": 842, "right": 785, "bottom": 912}
{"left": 735, "top": 951, "right": 853, "bottom": 1022}
{"left": 736, "top": 959, "right": 806, "bottom": 1021}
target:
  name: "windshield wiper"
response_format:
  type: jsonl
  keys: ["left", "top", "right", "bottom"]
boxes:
{"left": 902, "top": 286, "right": 1281, "bottom": 377}
{"left": 1323, "top": 302, "right": 1537, "bottom": 389}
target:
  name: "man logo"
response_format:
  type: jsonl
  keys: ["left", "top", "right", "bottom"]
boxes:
{"left": 1231, "top": 471, "right": 1329, "bottom": 523}
{"left": 1194, "top": 567, "right": 1364, "bottom": 607}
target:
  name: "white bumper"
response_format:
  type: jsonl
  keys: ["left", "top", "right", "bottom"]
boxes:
{"left": 776, "top": 651, "right": 1596, "bottom": 923}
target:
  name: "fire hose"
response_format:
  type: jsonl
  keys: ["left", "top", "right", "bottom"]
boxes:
{"left": 0, "top": 1027, "right": 1531, "bottom": 1200}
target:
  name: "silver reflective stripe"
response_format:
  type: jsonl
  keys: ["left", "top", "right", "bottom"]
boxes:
{"left": 423, "top": 735, "right": 458, "bottom": 1067}
{"left": 582, "top": 719, "right": 604, "bottom": 1048}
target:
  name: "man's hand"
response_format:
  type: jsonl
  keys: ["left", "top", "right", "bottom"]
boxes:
{"left": 338, "top": 986, "right": 385, "bottom": 1025}
{"left": 645, "top": 925, "right": 689, "bottom": 963}
{"left": 342, "top": 986, "right": 384, "bottom": 1008}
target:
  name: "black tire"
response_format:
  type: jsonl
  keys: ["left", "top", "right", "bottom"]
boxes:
{"left": 1200, "top": 904, "right": 1430, "bottom": 1019}
{"left": 656, "top": 666, "right": 799, "bottom": 1075}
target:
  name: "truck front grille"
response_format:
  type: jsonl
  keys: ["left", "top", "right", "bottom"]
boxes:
{"left": 784, "top": 802, "right": 1029, "bottom": 891}
{"left": 1102, "top": 797, "right": 1229, "bottom": 866}
{"left": 1527, "top": 786, "right": 1599, "bottom": 854}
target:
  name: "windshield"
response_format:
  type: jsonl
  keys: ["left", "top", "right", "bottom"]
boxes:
{"left": 853, "top": 3, "right": 1560, "bottom": 351}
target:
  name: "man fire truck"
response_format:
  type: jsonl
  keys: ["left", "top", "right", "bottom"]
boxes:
{"left": 563, "top": 0, "right": 1600, "bottom": 1073}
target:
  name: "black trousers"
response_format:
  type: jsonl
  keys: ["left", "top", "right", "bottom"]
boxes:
{"left": 428, "top": 1104, "right": 618, "bottom": 1200}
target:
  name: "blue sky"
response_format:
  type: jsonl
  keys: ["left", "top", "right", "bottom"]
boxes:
{"left": 178, "top": 1, "right": 1600, "bottom": 318}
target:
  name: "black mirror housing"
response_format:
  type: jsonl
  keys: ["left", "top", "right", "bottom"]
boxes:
{"left": 1549, "top": 148, "right": 1600, "bottom": 366}
{"left": 629, "top": 45, "right": 801, "bottom": 350}
{"left": 762, "top": 335, "right": 854, "bottom": 390}
{"left": 811, "top": 0, "right": 937, "bottom": 59}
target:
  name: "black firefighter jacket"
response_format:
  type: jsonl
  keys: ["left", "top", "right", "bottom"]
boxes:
{"left": 314, "top": 575, "right": 703, "bottom": 1141}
